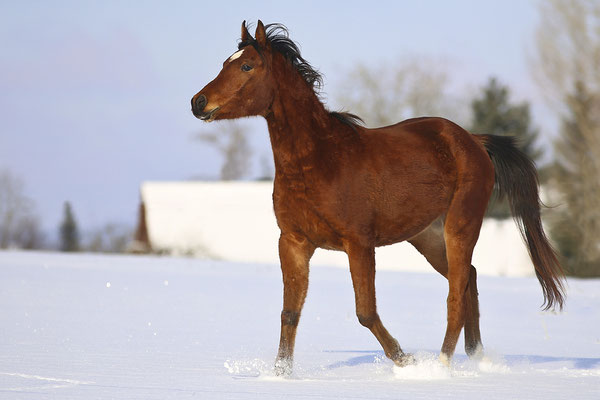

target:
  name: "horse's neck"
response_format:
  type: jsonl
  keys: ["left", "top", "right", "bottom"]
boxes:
{"left": 265, "top": 72, "right": 331, "bottom": 176}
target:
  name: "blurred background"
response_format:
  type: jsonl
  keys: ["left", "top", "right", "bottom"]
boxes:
{"left": 0, "top": 0, "right": 598, "bottom": 276}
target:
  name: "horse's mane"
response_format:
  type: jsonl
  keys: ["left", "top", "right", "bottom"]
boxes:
{"left": 239, "top": 22, "right": 364, "bottom": 131}
{"left": 330, "top": 111, "right": 364, "bottom": 130}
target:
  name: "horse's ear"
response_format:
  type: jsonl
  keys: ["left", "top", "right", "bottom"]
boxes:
{"left": 255, "top": 20, "right": 267, "bottom": 48}
{"left": 241, "top": 20, "right": 250, "bottom": 42}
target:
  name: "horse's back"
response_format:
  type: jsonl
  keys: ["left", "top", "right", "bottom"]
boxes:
{"left": 350, "top": 117, "right": 494, "bottom": 244}
{"left": 365, "top": 116, "right": 492, "bottom": 176}
{"left": 359, "top": 117, "right": 463, "bottom": 179}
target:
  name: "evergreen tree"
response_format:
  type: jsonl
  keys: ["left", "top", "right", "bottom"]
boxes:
{"left": 470, "top": 77, "right": 543, "bottom": 218}
{"left": 59, "top": 202, "right": 80, "bottom": 252}
{"left": 471, "top": 77, "right": 542, "bottom": 161}
{"left": 550, "top": 83, "right": 600, "bottom": 277}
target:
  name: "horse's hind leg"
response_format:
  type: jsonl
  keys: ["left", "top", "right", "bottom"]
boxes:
{"left": 344, "top": 241, "right": 414, "bottom": 366}
{"left": 439, "top": 181, "right": 491, "bottom": 365}
{"left": 275, "top": 232, "right": 315, "bottom": 375}
{"left": 409, "top": 222, "right": 483, "bottom": 357}
{"left": 464, "top": 267, "right": 482, "bottom": 357}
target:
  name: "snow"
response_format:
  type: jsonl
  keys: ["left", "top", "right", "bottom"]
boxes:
{"left": 1, "top": 250, "right": 599, "bottom": 399}
{"left": 141, "top": 181, "right": 532, "bottom": 277}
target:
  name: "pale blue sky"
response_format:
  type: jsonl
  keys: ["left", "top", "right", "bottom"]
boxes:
{"left": 0, "top": 0, "right": 551, "bottom": 237}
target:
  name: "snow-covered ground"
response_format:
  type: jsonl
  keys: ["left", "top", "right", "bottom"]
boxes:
{"left": 1, "top": 250, "right": 599, "bottom": 399}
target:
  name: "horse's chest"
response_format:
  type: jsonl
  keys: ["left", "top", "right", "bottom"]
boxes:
{"left": 272, "top": 182, "right": 343, "bottom": 250}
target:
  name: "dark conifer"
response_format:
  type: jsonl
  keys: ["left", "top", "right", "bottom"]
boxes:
{"left": 59, "top": 202, "right": 80, "bottom": 252}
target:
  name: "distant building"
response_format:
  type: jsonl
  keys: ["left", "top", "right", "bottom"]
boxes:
{"left": 133, "top": 181, "right": 534, "bottom": 277}
{"left": 132, "top": 181, "right": 278, "bottom": 260}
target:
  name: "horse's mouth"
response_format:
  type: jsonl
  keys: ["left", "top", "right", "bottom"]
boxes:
{"left": 196, "top": 107, "right": 220, "bottom": 122}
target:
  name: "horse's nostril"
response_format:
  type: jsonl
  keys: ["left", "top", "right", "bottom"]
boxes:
{"left": 194, "top": 94, "right": 207, "bottom": 112}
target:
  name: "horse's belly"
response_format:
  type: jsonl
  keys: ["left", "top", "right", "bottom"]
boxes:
{"left": 372, "top": 183, "right": 452, "bottom": 246}
{"left": 374, "top": 213, "right": 440, "bottom": 246}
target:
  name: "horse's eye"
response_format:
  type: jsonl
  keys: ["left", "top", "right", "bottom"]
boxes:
{"left": 241, "top": 64, "right": 253, "bottom": 72}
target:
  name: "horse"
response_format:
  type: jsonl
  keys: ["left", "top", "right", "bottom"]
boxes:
{"left": 191, "top": 21, "right": 565, "bottom": 374}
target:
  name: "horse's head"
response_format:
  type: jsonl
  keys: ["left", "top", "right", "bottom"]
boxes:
{"left": 191, "top": 21, "right": 275, "bottom": 122}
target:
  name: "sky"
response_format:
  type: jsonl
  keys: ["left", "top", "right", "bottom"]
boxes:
{"left": 0, "top": 0, "right": 552, "bottom": 239}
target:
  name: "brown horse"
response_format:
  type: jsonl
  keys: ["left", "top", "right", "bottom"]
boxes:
{"left": 191, "top": 21, "right": 565, "bottom": 374}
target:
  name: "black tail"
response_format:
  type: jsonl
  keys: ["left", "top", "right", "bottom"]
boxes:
{"left": 477, "top": 134, "right": 566, "bottom": 310}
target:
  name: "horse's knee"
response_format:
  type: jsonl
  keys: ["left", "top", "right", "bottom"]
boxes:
{"left": 357, "top": 313, "right": 378, "bottom": 328}
{"left": 447, "top": 292, "right": 464, "bottom": 308}
{"left": 281, "top": 310, "right": 300, "bottom": 326}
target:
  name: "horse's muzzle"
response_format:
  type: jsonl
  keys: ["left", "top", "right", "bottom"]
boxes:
{"left": 191, "top": 94, "right": 220, "bottom": 121}
{"left": 191, "top": 94, "right": 206, "bottom": 115}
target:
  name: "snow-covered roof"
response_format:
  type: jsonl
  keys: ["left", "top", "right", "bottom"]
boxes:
{"left": 139, "top": 181, "right": 533, "bottom": 277}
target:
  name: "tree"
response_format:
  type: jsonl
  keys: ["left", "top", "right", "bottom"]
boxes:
{"left": 550, "top": 84, "right": 600, "bottom": 277}
{"left": 334, "top": 57, "right": 461, "bottom": 128}
{"left": 86, "top": 223, "right": 132, "bottom": 253}
{"left": 469, "top": 78, "right": 543, "bottom": 219}
{"left": 12, "top": 215, "right": 44, "bottom": 250}
{"left": 533, "top": 0, "right": 600, "bottom": 277}
{"left": 0, "top": 169, "right": 44, "bottom": 249}
{"left": 470, "top": 77, "right": 542, "bottom": 162}
{"left": 196, "top": 121, "right": 252, "bottom": 180}
{"left": 59, "top": 202, "right": 80, "bottom": 252}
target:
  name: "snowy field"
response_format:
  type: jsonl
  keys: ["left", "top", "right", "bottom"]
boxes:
{"left": 1, "top": 251, "right": 599, "bottom": 399}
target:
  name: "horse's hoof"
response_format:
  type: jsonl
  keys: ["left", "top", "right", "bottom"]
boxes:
{"left": 439, "top": 353, "right": 451, "bottom": 367}
{"left": 393, "top": 353, "right": 416, "bottom": 367}
{"left": 274, "top": 357, "right": 292, "bottom": 376}
{"left": 466, "top": 344, "right": 484, "bottom": 360}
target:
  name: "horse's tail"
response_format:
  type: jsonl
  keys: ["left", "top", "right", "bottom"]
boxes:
{"left": 476, "top": 134, "right": 566, "bottom": 310}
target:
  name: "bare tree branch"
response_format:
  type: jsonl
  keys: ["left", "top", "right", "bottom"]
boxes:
{"left": 0, "top": 169, "right": 44, "bottom": 249}
{"left": 334, "top": 56, "right": 459, "bottom": 127}
{"left": 195, "top": 121, "right": 252, "bottom": 181}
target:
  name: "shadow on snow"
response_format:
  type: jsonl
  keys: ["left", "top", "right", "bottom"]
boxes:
{"left": 322, "top": 350, "right": 600, "bottom": 371}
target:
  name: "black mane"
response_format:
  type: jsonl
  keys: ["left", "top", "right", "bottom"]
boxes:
{"left": 330, "top": 111, "right": 365, "bottom": 131}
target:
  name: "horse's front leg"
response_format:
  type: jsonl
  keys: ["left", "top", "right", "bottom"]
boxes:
{"left": 345, "top": 241, "right": 414, "bottom": 367}
{"left": 274, "top": 232, "right": 315, "bottom": 376}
